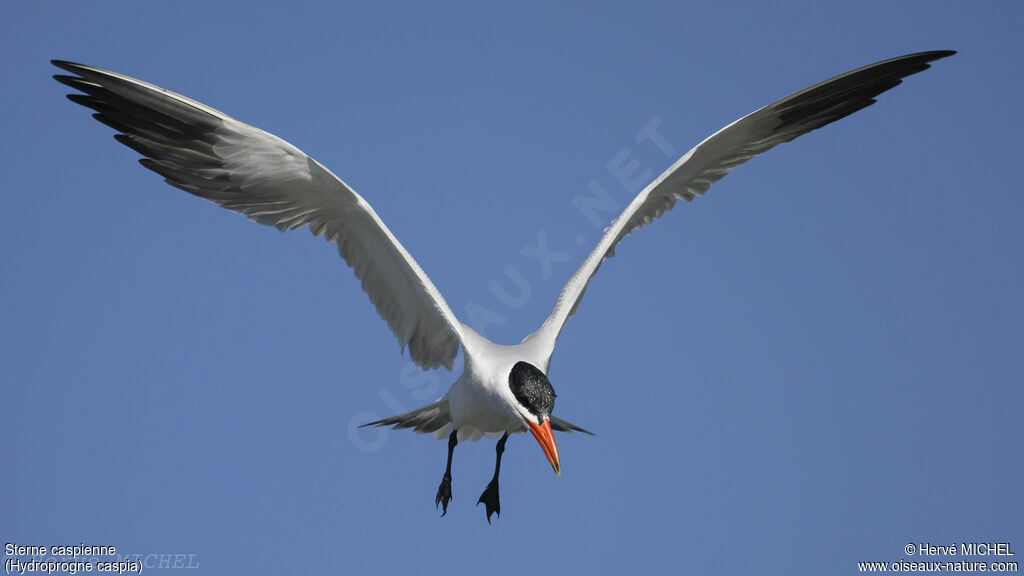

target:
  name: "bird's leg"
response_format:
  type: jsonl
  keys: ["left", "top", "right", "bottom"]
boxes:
{"left": 436, "top": 430, "right": 457, "bottom": 516}
{"left": 477, "top": 432, "right": 509, "bottom": 523}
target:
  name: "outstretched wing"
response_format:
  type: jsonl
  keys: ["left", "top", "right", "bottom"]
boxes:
{"left": 53, "top": 60, "right": 466, "bottom": 370}
{"left": 524, "top": 51, "right": 955, "bottom": 360}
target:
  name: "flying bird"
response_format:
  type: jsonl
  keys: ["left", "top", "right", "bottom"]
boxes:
{"left": 53, "top": 50, "right": 954, "bottom": 522}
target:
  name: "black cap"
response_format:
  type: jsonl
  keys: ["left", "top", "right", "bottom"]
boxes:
{"left": 509, "top": 361, "right": 556, "bottom": 420}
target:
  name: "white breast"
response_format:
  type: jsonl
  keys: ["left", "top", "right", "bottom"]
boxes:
{"left": 445, "top": 331, "right": 549, "bottom": 441}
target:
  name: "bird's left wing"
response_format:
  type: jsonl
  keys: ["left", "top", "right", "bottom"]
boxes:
{"left": 53, "top": 60, "right": 465, "bottom": 370}
{"left": 524, "top": 51, "right": 955, "bottom": 361}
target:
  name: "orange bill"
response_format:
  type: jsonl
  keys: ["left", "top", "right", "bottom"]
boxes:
{"left": 528, "top": 418, "right": 561, "bottom": 476}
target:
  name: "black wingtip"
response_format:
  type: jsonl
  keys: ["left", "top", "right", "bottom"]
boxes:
{"left": 906, "top": 50, "right": 957, "bottom": 68}
{"left": 917, "top": 50, "right": 957, "bottom": 67}
{"left": 53, "top": 74, "right": 86, "bottom": 89}
{"left": 51, "top": 60, "right": 87, "bottom": 75}
{"left": 897, "top": 50, "right": 956, "bottom": 63}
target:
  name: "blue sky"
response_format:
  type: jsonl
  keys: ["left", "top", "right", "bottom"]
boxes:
{"left": 2, "top": 2, "right": 1021, "bottom": 575}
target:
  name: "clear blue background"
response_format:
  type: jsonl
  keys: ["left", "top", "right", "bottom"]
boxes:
{"left": 3, "top": 2, "right": 1021, "bottom": 574}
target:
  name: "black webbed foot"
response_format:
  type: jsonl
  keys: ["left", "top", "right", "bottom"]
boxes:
{"left": 477, "top": 478, "right": 501, "bottom": 523}
{"left": 436, "top": 473, "right": 453, "bottom": 516}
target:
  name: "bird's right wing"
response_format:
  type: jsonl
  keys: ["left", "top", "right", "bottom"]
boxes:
{"left": 524, "top": 51, "right": 955, "bottom": 361}
{"left": 53, "top": 60, "right": 466, "bottom": 370}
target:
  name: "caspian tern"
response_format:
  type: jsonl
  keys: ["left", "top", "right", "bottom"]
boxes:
{"left": 53, "top": 50, "right": 954, "bottom": 522}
